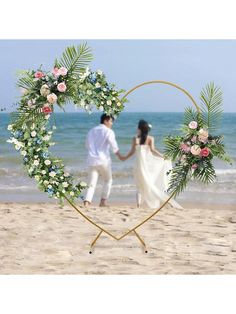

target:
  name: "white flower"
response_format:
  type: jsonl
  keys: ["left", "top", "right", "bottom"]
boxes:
{"left": 97, "top": 70, "right": 103, "bottom": 75}
{"left": 48, "top": 184, "right": 52, "bottom": 189}
{"left": 21, "top": 150, "right": 27, "bottom": 156}
{"left": 60, "top": 176, "right": 64, "bottom": 180}
{"left": 41, "top": 170, "right": 46, "bottom": 175}
{"left": 70, "top": 191, "right": 75, "bottom": 196}
{"left": 80, "top": 181, "right": 87, "bottom": 187}
{"left": 33, "top": 160, "right": 39, "bottom": 166}
{"left": 52, "top": 125, "right": 57, "bottom": 130}
{"left": 31, "top": 131, "right": 37, "bottom": 137}
{"left": 45, "top": 114, "right": 50, "bottom": 120}
{"left": 34, "top": 155, "right": 38, "bottom": 159}
{"left": 47, "top": 93, "right": 57, "bottom": 104}
{"left": 62, "top": 189, "right": 66, "bottom": 193}
{"left": 42, "top": 135, "right": 50, "bottom": 141}
{"left": 103, "top": 88, "right": 107, "bottom": 92}
{"left": 64, "top": 172, "right": 70, "bottom": 177}
{"left": 7, "top": 124, "right": 13, "bottom": 131}
{"left": 95, "top": 82, "right": 101, "bottom": 88}
{"left": 80, "top": 99, "right": 85, "bottom": 107}
{"left": 15, "top": 145, "right": 21, "bottom": 151}
{"left": 43, "top": 180, "right": 49, "bottom": 186}
{"left": 49, "top": 171, "right": 56, "bottom": 177}
{"left": 117, "top": 102, "right": 121, "bottom": 107}
{"left": 107, "top": 100, "right": 112, "bottom": 106}
{"left": 44, "top": 160, "right": 51, "bottom": 166}
{"left": 62, "top": 182, "right": 69, "bottom": 188}
{"left": 40, "top": 84, "right": 51, "bottom": 97}
{"left": 35, "top": 175, "right": 40, "bottom": 181}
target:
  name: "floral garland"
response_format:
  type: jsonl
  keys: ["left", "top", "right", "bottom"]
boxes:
{"left": 7, "top": 45, "right": 127, "bottom": 205}
{"left": 164, "top": 83, "right": 232, "bottom": 196}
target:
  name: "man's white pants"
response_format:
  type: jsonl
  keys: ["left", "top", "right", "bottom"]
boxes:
{"left": 85, "top": 163, "right": 112, "bottom": 203}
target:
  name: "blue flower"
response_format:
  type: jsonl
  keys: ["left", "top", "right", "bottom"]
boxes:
{"left": 14, "top": 131, "right": 23, "bottom": 139}
{"left": 42, "top": 152, "right": 49, "bottom": 158}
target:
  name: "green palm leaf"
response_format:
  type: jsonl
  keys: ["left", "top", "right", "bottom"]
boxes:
{"left": 200, "top": 82, "right": 223, "bottom": 132}
{"left": 57, "top": 43, "right": 93, "bottom": 76}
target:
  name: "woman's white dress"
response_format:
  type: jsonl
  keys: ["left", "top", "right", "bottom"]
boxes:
{"left": 133, "top": 143, "right": 183, "bottom": 209}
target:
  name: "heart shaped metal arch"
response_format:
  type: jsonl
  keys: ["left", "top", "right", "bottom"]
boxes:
{"left": 64, "top": 80, "right": 201, "bottom": 253}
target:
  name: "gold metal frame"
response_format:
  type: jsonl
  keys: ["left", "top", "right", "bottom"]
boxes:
{"left": 64, "top": 80, "right": 200, "bottom": 253}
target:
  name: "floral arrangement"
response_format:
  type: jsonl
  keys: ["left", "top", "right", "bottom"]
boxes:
{"left": 7, "top": 44, "right": 127, "bottom": 205}
{"left": 164, "top": 82, "right": 232, "bottom": 196}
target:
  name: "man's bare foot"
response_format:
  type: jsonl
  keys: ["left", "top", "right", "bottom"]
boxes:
{"left": 83, "top": 200, "right": 90, "bottom": 207}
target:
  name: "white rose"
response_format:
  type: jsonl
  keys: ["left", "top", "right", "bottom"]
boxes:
{"left": 35, "top": 175, "right": 40, "bottom": 181}
{"left": 97, "top": 70, "right": 103, "bottom": 75}
{"left": 15, "top": 145, "right": 21, "bottom": 150}
{"left": 87, "top": 90, "right": 92, "bottom": 95}
{"left": 21, "top": 150, "right": 27, "bottom": 156}
{"left": 80, "top": 181, "right": 87, "bottom": 187}
{"left": 7, "top": 124, "right": 13, "bottom": 131}
{"left": 49, "top": 171, "right": 56, "bottom": 177}
{"left": 33, "top": 160, "right": 39, "bottom": 166}
{"left": 34, "top": 155, "right": 38, "bottom": 159}
{"left": 117, "top": 102, "right": 121, "bottom": 107}
{"left": 62, "top": 189, "right": 66, "bottom": 193}
{"left": 95, "top": 82, "right": 101, "bottom": 88}
{"left": 31, "top": 131, "right": 37, "bottom": 137}
{"left": 44, "top": 160, "right": 51, "bottom": 166}
{"left": 62, "top": 182, "right": 69, "bottom": 188}
{"left": 107, "top": 100, "right": 112, "bottom": 106}
{"left": 41, "top": 170, "right": 46, "bottom": 175}
{"left": 42, "top": 135, "right": 50, "bottom": 141}
{"left": 47, "top": 93, "right": 57, "bottom": 104}
{"left": 70, "top": 191, "right": 75, "bottom": 196}
{"left": 40, "top": 84, "right": 51, "bottom": 97}
{"left": 48, "top": 184, "right": 52, "bottom": 189}
{"left": 43, "top": 180, "right": 49, "bottom": 185}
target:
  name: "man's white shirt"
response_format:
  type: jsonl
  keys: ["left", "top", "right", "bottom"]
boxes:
{"left": 85, "top": 124, "right": 119, "bottom": 166}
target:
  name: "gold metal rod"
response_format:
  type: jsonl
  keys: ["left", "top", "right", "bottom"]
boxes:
{"left": 121, "top": 80, "right": 201, "bottom": 112}
{"left": 63, "top": 195, "right": 119, "bottom": 240}
{"left": 91, "top": 230, "right": 103, "bottom": 248}
{"left": 133, "top": 229, "right": 147, "bottom": 251}
{"left": 117, "top": 191, "right": 175, "bottom": 240}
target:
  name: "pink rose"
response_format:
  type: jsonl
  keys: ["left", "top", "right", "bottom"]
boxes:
{"left": 41, "top": 103, "right": 52, "bottom": 114}
{"left": 188, "top": 121, "right": 198, "bottom": 129}
{"left": 58, "top": 67, "right": 68, "bottom": 76}
{"left": 57, "top": 82, "right": 67, "bottom": 93}
{"left": 190, "top": 144, "right": 201, "bottom": 156}
{"left": 191, "top": 136, "right": 197, "bottom": 142}
{"left": 180, "top": 143, "right": 190, "bottom": 153}
{"left": 191, "top": 163, "right": 198, "bottom": 170}
{"left": 34, "top": 71, "right": 44, "bottom": 79}
{"left": 52, "top": 67, "right": 60, "bottom": 77}
{"left": 47, "top": 93, "right": 58, "bottom": 104}
{"left": 200, "top": 147, "right": 210, "bottom": 157}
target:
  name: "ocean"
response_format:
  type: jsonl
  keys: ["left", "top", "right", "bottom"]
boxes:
{"left": 0, "top": 112, "right": 236, "bottom": 205}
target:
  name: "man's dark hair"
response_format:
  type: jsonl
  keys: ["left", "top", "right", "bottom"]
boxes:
{"left": 100, "top": 114, "right": 114, "bottom": 124}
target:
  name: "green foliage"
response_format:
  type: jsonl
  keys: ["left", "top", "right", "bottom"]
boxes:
{"left": 200, "top": 82, "right": 223, "bottom": 132}
{"left": 57, "top": 44, "right": 93, "bottom": 76}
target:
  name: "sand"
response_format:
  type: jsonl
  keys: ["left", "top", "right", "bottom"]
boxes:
{"left": 0, "top": 201, "right": 236, "bottom": 274}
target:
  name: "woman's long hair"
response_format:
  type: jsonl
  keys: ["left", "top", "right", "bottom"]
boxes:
{"left": 138, "top": 120, "right": 150, "bottom": 145}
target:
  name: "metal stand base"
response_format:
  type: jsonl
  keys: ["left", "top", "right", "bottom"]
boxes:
{"left": 89, "top": 229, "right": 148, "bottom": 254}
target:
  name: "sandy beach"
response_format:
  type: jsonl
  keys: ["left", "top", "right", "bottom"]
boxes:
{"left": 0, "top": 201, "right": 235, "bottom": 274}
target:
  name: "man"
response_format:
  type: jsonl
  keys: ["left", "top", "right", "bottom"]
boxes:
{"left": 84, "top": 114, "right": 124, "bottom": 207}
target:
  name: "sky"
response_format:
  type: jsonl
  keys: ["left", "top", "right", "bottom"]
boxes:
{"left": 0, "top": 39, "right": 236, "bottom": 112}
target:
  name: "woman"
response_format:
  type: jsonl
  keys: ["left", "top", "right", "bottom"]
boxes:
{"left": 123, "top": 120, "right": 182, "bottom": 209}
